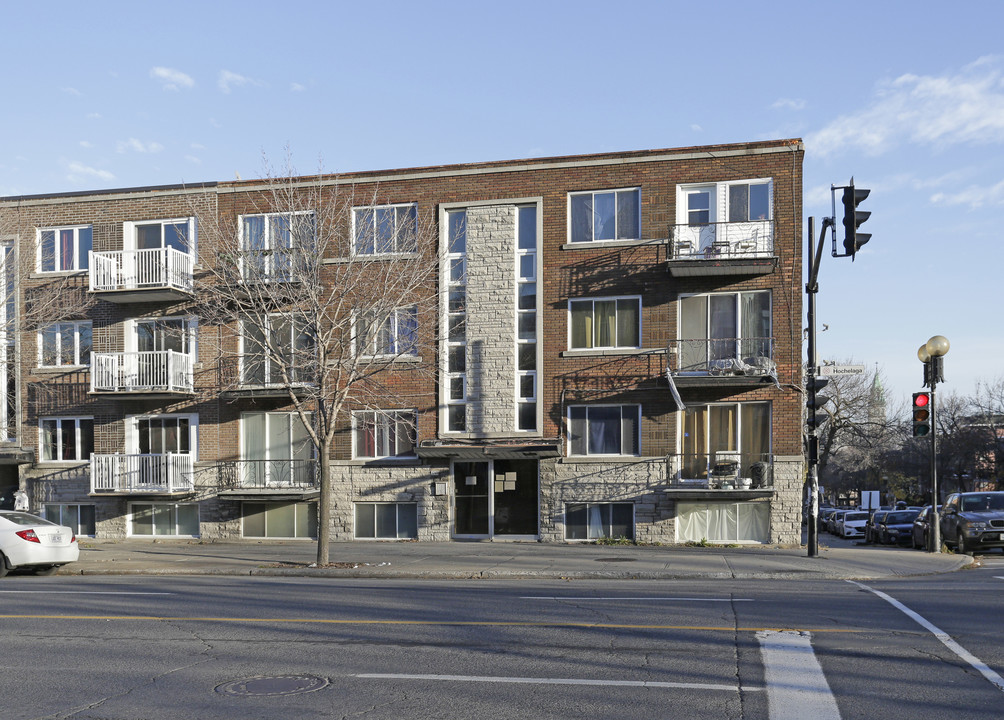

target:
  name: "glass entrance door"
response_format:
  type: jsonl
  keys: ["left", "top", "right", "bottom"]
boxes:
{"left": 452, "top": 459, "right": 538, "bottom": 539}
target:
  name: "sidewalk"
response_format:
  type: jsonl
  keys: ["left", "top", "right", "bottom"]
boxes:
{"left": 55, "top": 537, "right": 972, "bottom": 580}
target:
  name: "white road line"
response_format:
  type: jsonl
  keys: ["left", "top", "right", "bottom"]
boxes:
{"left": 849, "top": 580, "right": 1004, "bottom": 693}
{"left": 355, "top": 673, "right": 762, "bottom": 692}
{"left": 756, "top": 630, "right": 840, "bottom": 720}
{"left": 0, "top": 591, "right": 174, "bottom": 595}
{"left": 520, "top": 597, "right": 753, "bottom": 602}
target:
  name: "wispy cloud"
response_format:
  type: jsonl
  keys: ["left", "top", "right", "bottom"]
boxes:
{"left": 931, "top": 179, "right": 1004, "bottom": 209}
{"left": 185, "top": 155, "right": 202, "bottom": 165}
{"left": 79, "top": 140, "right": 94, "bottom": 149}
{"left": 116, "top": 138, "right": 164, "bottom": 154}
{"left": 61, "top": 87, "right": 82, "bottom": 97}
{"left": 66, "top": 162, "right": 115, "bottom": 183}
{"left": 772, "top": 98, "right": 805, "bottom": 111}
{"left": 218, "top": 69, "right": 256, "bottom": 94}
{"left": 150, "top": 66, "right": 195, "bottom": 91}
{"left": 690, "top": 124, "right": 703, "bottom": 132}
{"left": 807, "top": 56, "right": 1004, "bottom": 157}
{"left": 290, "top": 82, "right": 306, "bottom": 92}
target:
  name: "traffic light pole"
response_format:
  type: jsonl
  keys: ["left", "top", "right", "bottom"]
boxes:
{"left": 806, "top": 216, "right": 830, "bottom": 558}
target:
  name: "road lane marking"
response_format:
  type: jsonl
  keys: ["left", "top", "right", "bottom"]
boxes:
{"left": 520, "top": 597, "right": 753, "bottom": 602}
{"left": 756, "top": 630, "right": 840, "bottom": 720}
{"left": 849, "top": 580, "right": 1004, "bottom": 694}
{"left": 0, "top": 614, "right": 864, "bottom": 632}
{"left": 0, "top": 591, "right": 174, "bottom": 595}
{"left": 355, "top": 673, "right": 763, "bottom": 692}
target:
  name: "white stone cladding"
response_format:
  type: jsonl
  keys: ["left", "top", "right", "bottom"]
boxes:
{"left": 463, "top": 205, "right": 517, "bottom": 436}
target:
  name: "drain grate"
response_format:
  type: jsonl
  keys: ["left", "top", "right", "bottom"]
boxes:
{"left": 216, "top": 675, "right": 330, "bottom": 697}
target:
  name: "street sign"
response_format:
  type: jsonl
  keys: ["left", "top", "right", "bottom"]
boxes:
{"left": 818, "top": 365, "right": 865, "bottom": 376}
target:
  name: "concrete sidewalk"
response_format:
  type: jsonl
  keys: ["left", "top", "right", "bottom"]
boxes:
{"left": 53, "top": 537, "right": 973, "bottom": 580}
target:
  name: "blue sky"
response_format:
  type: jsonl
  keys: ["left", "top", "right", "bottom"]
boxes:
{"left": 3, "top": 0, "right": 1002, "bottom": 410}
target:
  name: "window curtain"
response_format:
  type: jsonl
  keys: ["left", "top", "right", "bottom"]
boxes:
{"left": 682, "top": 407, "right": 708, "bottom": 478}
{"left": 588, "top": 406, "right": 621, "bottom": 454}
{"left": 710, "top": 405, "right": 737, "bottom": 455}
{"left": 740, "top": 403, "right": 770, "bottom": 472}
{"left": 59, "top": 229, "right": 74, "bottom": 271}
{"left": 242, "top": 413, "right": 265, "bottom": 486}
{"left": 570, "top": 301, "right": 592, "bottom": 348}
{"left": 680, "top": 295, "right": 707, "bottom": 371}
{"left": 709, "top": 295, "right": 737, "bottom": 361}
{"left": 595, "top": 300, "right": 616, "bottom": 347}
{"left": 616, "top": 190, "right": 639, "bottom": 240}
{"left": 587, "top": 505, "right": 605, "bottom": 539}
{"left": 616, "top": 299, "right": 639, "bottom": 347}
{"left": 740, "top": 292, "right": 770, "bottom": 358}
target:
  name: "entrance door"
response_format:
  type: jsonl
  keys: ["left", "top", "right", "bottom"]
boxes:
{"left": 452, "top": 460, "right": 538, "bottom": 539}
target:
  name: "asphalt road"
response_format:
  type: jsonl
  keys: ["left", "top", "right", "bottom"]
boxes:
{"left": 3, "top": 566, "right": 1004, "bottom": 719}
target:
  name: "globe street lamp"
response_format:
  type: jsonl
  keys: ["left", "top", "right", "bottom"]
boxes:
{"left": 919, "top": 335, "right": 949, "bottom": 553}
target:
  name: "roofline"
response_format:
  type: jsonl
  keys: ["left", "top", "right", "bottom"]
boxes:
{"left": 0, "top": 181, "right": 219, "bottom": 206}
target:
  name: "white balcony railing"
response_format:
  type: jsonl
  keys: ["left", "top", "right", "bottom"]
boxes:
{"left": 91, "top": 350, "right": 193, "bottom": 393}
{"left": 91, "top": 453, "right": 194, "bottom": 493}
{"left": 670, "top": 220, "right": 773, "bottom": 259}
{"left": 89, "top": 247, "right": 193, "bottom": 293}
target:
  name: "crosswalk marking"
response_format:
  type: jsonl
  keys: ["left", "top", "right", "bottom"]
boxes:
{"left": 757, "top": 630, "right": 841, "bottom": 720}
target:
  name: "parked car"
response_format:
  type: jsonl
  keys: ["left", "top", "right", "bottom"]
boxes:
{"left": 941, "top": 492, "right": 1004, "bottom": 554}
{"left": 877, "top": 509, "right": 921, "bottom": 545}
{"left": 827, "top": 510, "right": 847, "bottom": 534}
{"left": 838, "top": 511, "right": 870, "bottom": 539}
{"left": 864, "top": 510, "right": 888, "bottom": 544}
{"left": 0, "top": 511, "right": 79, "bottom": 576}
{"left": 911, "top": 505, "right": 941, "bottom": 549}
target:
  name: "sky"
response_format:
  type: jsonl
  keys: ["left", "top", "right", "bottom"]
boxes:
{"left": 2, "top": 0, "right": 1002, "bottom": 412}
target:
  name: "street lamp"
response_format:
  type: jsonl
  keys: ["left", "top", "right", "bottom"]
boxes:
{"left": 918, "top": 335, "right": 949, "bottom": 553}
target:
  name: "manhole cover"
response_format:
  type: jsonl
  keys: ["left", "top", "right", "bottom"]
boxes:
{"left": 595, "top": 557, "right": 636, "bottom": 563}
{"left": 216, "top": 675, "right": 330, "bottom": 697}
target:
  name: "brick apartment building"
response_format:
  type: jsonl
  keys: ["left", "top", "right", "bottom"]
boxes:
{"left": 0, "top": 139, "right": 806, "bottom": 544}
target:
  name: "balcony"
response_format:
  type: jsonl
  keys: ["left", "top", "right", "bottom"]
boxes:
{"left": 664, "top": 453, "right": 774, "bottom": 497}
{"left": 90, "top": 350, "right": 193, "bottom": 396}
{"left": 215, "top": 459, "right": 319, "bottom": 500}
{"left": 667, "top": 338, "right": 776, "bottom": 387}
{"left": 91, "top": 453, "right": 194, "bottom": 494}
{"left": 667, "top": 220, "right": 776, "bottom": 277}
{"left": 89, "top": 248, "right": 193, "bottom": 302}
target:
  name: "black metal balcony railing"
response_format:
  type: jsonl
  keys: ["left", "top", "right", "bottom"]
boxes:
{"left": 668, "top": 338, "right": 775, "bottom": 376}
{"left": 669, "top": 220, "right": 774, "bottom": 259}
{"left": 666, "top": 453, "right": 773, "bottom": 489}
{"left": 216, "top": 459, "right": 318, "bottom": 489}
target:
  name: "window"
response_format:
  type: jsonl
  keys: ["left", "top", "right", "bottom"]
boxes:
{"left": 241, "top": 211, "right": 314, "bottom": 280}
{"left": 354, "top": 410, "right": 416, "bottom": 459}
{"left": 353, "top": 203, "right": 418, "bottom": 255}
{"left": 130, "top": 502, "right": 198, "bottom": 537}
{"left": 44, "top": 504, "right": 96, "bottom": 536}
{"left": 356, "top": 307, "right": 418, "bottom": 357}
{"left": 134, "top": 415, "right": 193, "bottom": 456}
{"left": 516, "top": 205, "right": 537, "bottom": 431}
{"left": 40, "top": 417, "right": 93, "bottom": 462}
{"left": 240, "top": 412, "right": 314, "bottom": 487}
{"left": 242, "top": 313, "right": 315, "bottom": 385}
{"left": 38, "top": 226, "right": 91, "bottom": 272}
{"left": 678, "top": 291, "right": 771, "bottom": 371}
{"left": 569, "top": 188, "right": 640, "bottom": 243}
{"left": 676, "top": 502, "right": 769, "bottom": 543}
{"left": 243, "top": 502, "right": 317, "bottom": 538}
{"left": 567, "top": 405, "right": 640, "bottom": 456}
{"left": 445, "top": 209, "right": 467, "bottom": 432}
{"left": 39, "top": 321, "right": 92, "bottom": 367}
{"left": 565, "top": 503, "right": 634, "bottom": 540}
{"left": 569, "top": 298, "right": 640, "bottom": 349}
{"left": 134, "top": 317, "right": 196, "bottom": 356}
{"left": 680, "top": 402, "right": 770, "bottom": 480}
{"left": 728, "top": 182, "right": 771, "bottom": 222}
{"left": 126, "top": 217, "right": 196, "bottom": 254}
{"left": 355, "top": 503, "right": 418, "bottom": 539}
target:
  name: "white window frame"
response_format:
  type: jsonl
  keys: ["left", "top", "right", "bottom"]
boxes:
{"left": 564, "top": 502, "right": 635, "bottom": 541}
{"left": 36, "top": 225, "right": 92, "bottom": 272}
{"left": 127, "top": 501, "right": 199, "bottom": 538}
{"left": 352, "top": 410, "right": 417, "bottom": 460}
{"left": 124, "top": 413, "right": 199, "bottom": 459}
{"left": 39, "top": 416, "right": 94, "bottom": 462}
{"left": 123, "top": 217, "right": 198, "bottom": 256}
{"left": 238, "top": 211, "right": 315, "bottom": 280}
{"left": 352, "top": 203, "right": 418, "bottom": 255}
{"left": 355, "top": 306, "right": 419, "bottom": 358}
{"left": 38, "top": 320, "right": 92, "bottom": 367}
{"left": 676, "top": 179, "right": 773, "bottom": 225}
{"left": 567, "top": 296, "right": 641, "bottom": 350}
{"left": 568, "top": 187, "right": 641, "bottom": 243}
{"left": 127, "top": 316, "right": 198, "bottom": 358}
{"left": 43, "top": 503, "right": 96, "bottom": 536}
{"left": 354, "top": 502, "right": 419, "bottom": 540}
{"left": 566, "top": 404, "right": 641, "bottom": 457}
{"left": 239, "top": 312, "right": 315, "bottom": 386}
{"left": 240, "top": 411, "right": 315, "bottom": 462}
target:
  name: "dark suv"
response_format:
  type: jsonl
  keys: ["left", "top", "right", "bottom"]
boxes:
{"left": 940, "top": 492, "right": 1004, "bottom": 554}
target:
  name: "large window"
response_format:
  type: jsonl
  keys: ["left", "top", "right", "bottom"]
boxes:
{"left": 728, "top": 182, "right": 770, "bottom": 222}
{"left": 39, "top": 321, "right": 92, "bottom": 367}
{"left": 243, "top": 502, "right": 316, "bottom": 538}
{"left": 38, "top": 226, "right": 91, "bottom": 272}
{"left": 676, "top": 502, "right": 769, "bottom": 543}
{"left": 356, "top": 307, "right": 418, "bottom": 357}
{"left": 680, "top": 402, "right": 770, "bottom": 479}
{"left": 353, "top": 410, "right": 416, "bottom": 459}
{"left": 516, "top": 205, "right": 537, "bottom": 431}
{"left": 130, "top": 502, "right": 199, "bottom": 537}
{"left": 569, "top": 188, "right": 640, "bottom": 243}
{"left": 134, "top": 317, "right": 196, "bottom": 356}
{"left": 353, "top": 203, "right": 418, "bottom": 255}
{"left": 569, "top": 298, "right": 640, "bottom": 350}
{"left": 242, "top": 313, "right": 315, "bottom": 385}
{"left": 565, "top": 502, "right": 634, "bottom": 541}
{"left": 355, "top": 502, "right": 418, "bottom": 539}
{"left": 679, "top": 291, "right": 771, "bottom": 372}
{"left": 240, "top": 412, "right": 314, "bottom": 487}
{"left": 567, "top": 405, "right": 640, "bottom": 456}
{"left": 44, "top": 504, "right": 96, "bottom": 536}
{"left": 241, "top": 211, "right": 314, "bottom": 281}
{"left": 445, "top": 210, "right": 467, "bottom": 432}
{"left": 40, "top": 417, "right": 93, "bottom": 462}
{"left": 126, "top": 217, "right": 196, "bottom": 255}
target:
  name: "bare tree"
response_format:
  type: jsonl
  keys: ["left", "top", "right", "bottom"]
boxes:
{"left": 192, "top": 162, "right": 442, "bottom": 565}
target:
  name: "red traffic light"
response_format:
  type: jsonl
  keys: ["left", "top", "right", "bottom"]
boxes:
{"left": 913, "top": 392, "right": 930, "bottom": 408}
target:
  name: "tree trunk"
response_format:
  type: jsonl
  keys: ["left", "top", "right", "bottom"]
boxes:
{"left": 316, "top": 440, "right": 331, "bottom": 566}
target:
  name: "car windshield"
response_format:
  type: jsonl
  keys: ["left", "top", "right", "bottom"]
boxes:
{"left": 886, "top": 511, "right": 917, "bottom": 524}
{"left": 0, "top": 511, "right": 56, "bottom": 527}
{"left": 961, "top": 494, "right": 1004, "bottom": 512}
{"left": 845, "top": 512, "right": 868, "bottom": 521}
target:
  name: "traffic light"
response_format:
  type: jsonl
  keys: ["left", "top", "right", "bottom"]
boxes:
{"left": 912, "top": 392, "right": 931, "bottom": 437}
{"left": 807, "top": 376, "right": 831, "bottom": 430}
{"left": 841, "top": 180, "right": 871, "bottom": 260}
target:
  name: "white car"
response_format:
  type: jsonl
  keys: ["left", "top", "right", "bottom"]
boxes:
{"left": 0, "top": 511, "right": 79, "bottom": 576}
{"left": 838, "top": 511, "right": 870, "bottom": 539}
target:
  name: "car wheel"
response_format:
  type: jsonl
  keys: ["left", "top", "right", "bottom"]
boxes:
{"left": 958, "top": 532, "right": 971, "bottom": 555}
{"left": 33, "top": 565, "right": 59, "bottom": 576}
{"left": 0, "top": 553, "right": 8, "bottom": 579}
